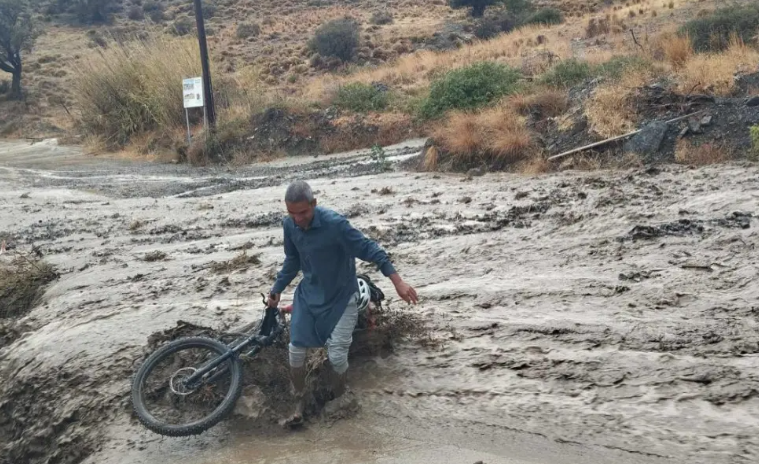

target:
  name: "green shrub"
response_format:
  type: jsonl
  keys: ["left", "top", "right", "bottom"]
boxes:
{"left": 370, "top": 10, "right": 393, "bottom": 25}
{"left": 73, "top": 0, "right": 116, "bottom": 24}
{"left": 523, "top": 8, "right": 563, "bottom": 26}
{"left": 503, "top": 0, "right": 535, "bottom": 17}
{"left": 474, "top": 12, "right": 517, "bottom": 40}
{"left": 143, "top": 1, "right": 164, "bottom": 22}
{"left": 127, "top": 5, "right": 144, "bottom": 20}
{"left": 333, "top": 83, "right": 389, "bottom": 112}
{"left": 595, "top": 55, "right": 651, "bottom": 80}
{"left": 171, "top": 17, "right": 194, "bottom": 36}
{"left": 679, "top": 5, "right": 759, "bottom": 52}
{"left": 540, "top": 59, "right": 591, "bottom": 88}
{"left": 750, "top": 125, "right": 759, "bottom": 161}
{"left": 236, "top": 22, "right": 260, "bottom": 39}
{"left": 308, "top": 18, "right": 360, "bottom": 62}
{"left": 419, "top": 61, "right": 522, "bottom": 119}
{"left": 449, "top": 0, "right": 503, "bottom": 18}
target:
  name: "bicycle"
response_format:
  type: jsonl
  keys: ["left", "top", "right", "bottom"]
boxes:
{"left": 130, "top": 275, "right": 385, "bottom": 437}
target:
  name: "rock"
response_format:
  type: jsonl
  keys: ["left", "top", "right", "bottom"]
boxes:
{"left": 623, "top": 121, "right": 668, "bottom": 156}
{"left": 746, "top": 96, "right": 759, "bottom": 107}
{"left": 466, "top": 166, "right": 487, "bottom": 177}
{"left": 233, "top": 386, "right": 267, "bottom": 419}
{"left": 687, "top": 118, "right": 702, "bottom": 134}
{"left": 20, "top": 192, "right": 30, "bottom": 199}
{"left": 700, "top": 115, "right": 713, "bottom": 126}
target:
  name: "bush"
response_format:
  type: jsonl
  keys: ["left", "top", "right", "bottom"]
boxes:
{"left": 236, "top": 22, "right": 260, "bottom": 39}
{"left": 419, "top": 61, "right": 522, "bottom": 119}
{"left": 540, "top": 59, "right": 592, "bottom": 88}
{"left": 143, "top": 0, "right": 164, "bottom": 22}
{"left": 473, "top": 18, "right": 501, "bottom": 40}
{"left": 370, "top": 10, "right": 393, "bottom": 25}
{"left": 171, "top": 17, "right": 194, "bottom": 36}
{"left": 449, "top": 0, "right": 503, "bottom": 18}
{"left": 74, "top": 37, "right": 232, "bottom": 148}
{"left": 74, "top": 0, "right": 116, "bottom": 24}
{"left": 595, "top": 55, "right": 650, "bottom": 80}
{"left": 523, "top": 8, "right": 563, "bottom": 26}
{"left": 333, "top": 83, "right": 389, "bottom": 112}
{"left": 679, "top": 5, "right": 759, "bottom": 52}
{"left": 751, "top": 125, "right": 759, "bottom": 161}
{"left": 202, "top": 1, "right": 217, "bottom": 19}
{"left": 127, "top": 5, "right": 144, "bottom": 20}
{"left": 308, "top": 18, "right": 360, "bottom": 62}
{"left": 474, "top": 12, "right": 517, "bottom": 40}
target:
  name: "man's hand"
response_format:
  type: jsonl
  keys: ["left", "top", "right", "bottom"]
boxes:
{"left": 389, "top": 273, "right": 418, "bottom": 305}
{"left": 268, "top": 292, "right": 281, "bottom": 308}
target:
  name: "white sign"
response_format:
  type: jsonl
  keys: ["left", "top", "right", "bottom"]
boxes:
{"left": 183, "top": 77, "right": 204, "bottom": 108}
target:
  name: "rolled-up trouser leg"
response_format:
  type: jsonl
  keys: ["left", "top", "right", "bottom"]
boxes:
{"left": 289, "top": 343, "right": 307, "bottom": 368}
{"left": 326, "top": 293, "right": 359, "bottom": 375}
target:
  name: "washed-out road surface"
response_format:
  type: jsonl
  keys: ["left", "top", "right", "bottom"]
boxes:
{"left": 1, "top": 139, "right": 758, "bottom": 464}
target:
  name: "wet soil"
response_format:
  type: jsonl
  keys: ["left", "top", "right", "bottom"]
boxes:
{"left": 1, "top": 139, "right": 759, "bottom": 464}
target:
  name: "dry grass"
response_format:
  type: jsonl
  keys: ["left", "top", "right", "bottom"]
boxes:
{"left": 585, "top": 68, "right": 652, "bottom": 138}
{"left": 509, "top": 90, "right": 570, "bottom": 118}
{"left": 676, "top": 36, "right": 759, "bottom": 96}
{"left": 304, "top": 24, "right": 573, "bottom": 102}
{"left": 658, "top": 32, "right": 693, "bottom": 69}
{"left": 431, "top": 103, "right": 537, "bottom": 168}
{"left": 74, "top": 36, "right": 210, "bottom": 148}
{"left": 0, "top": 253, "right": 57, "bottom": 319}
{"left": 675, "top": 139, "right": 733, "bottom": 166}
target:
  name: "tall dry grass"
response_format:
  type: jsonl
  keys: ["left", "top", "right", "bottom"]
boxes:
{"left": 431, "top": 103, "right": 537, "bottom": 169}
{"left": 675, "top": 139, "right": 733, "bottom": 166}
{"left": 74, "top": 36, "right": 209, "bottom": 148}
{"left": 74, "top": 35, "right": 271, "bottom": 151}
{"left": 676, "top": 35, "right": 759, "bottom": 96}
{"left": 584, "top": 68, "right": 652, "bottom": 138}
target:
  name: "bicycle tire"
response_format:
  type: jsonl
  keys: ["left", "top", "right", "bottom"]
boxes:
{"left": 131, "top": 336, "right": 243, "bottom": 437}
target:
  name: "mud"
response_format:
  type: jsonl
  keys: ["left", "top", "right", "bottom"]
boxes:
{"left": 2, "top": 139, "right": 759, "bottom": 464}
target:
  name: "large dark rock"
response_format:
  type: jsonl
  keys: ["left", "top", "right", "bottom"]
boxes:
{"left": 623, "top": 121, "right": 668, "bottom": 156}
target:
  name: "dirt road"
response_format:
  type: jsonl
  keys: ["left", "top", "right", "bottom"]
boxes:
{"left": 1, "top": 139, "right": 758, "bottom": 464}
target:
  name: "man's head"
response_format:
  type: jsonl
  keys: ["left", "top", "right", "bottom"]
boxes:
{"left": 285, "top": 180, "right": 317, "bottom": 229}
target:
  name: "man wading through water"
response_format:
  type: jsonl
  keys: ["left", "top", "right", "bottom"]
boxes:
{"left": 268, "top": 180, "right": 418, "bottom": 427}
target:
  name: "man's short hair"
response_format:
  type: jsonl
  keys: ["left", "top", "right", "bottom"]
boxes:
{"left": 285, "top": 180, "right": 314, "bottom": 203}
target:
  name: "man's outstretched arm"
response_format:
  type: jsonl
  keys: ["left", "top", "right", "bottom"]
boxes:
{"left": 341, "top": 218, "right": 418, "bottom": 304}
{"left": 269, "top": 226, "right": 300, "bottom": 306}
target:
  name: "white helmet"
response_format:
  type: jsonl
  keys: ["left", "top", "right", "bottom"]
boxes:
{"left": 356, "top": 276, "right": 372, "bottom": 311}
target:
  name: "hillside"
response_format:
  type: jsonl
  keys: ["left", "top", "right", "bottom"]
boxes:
{"left": 1, "top": 0, "right": 758, "bottom": 169}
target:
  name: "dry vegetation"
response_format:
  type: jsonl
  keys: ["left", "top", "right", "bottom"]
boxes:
{"left": 0, "top": 251, "right": 57, "bottom": 319}
{"left": 2, "top": 0, "right": 758, "bottom": 172}
{"left": 675, "top": 139, "right": 734, "bottom": 166}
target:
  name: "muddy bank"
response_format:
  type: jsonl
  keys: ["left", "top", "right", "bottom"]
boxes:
{"left": 1, "top": 141, "right": 759, "bottom": 464}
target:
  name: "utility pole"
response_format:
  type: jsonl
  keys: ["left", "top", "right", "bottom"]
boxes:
{"left": 192, "top": 0, "right": 216, "bottom": 129}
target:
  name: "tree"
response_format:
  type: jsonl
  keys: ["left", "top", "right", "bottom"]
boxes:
{"left": 449, "top": 0, "right": 502, "bottom": 18}
{"left": 0, "top": 0, "right": 41, "bottom": 100}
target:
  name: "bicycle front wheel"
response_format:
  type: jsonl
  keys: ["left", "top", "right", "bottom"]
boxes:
{"left": 131, "top": 336, "right": 243, "bottom": 436}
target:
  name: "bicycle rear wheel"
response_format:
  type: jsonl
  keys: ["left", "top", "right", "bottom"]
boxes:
{"left": 131, "top": 336, "right": 243, "bottom": 436}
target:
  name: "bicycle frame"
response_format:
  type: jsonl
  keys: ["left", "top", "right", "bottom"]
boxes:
{"left": 182, "top": 304, "right": 286, "bottom": 389}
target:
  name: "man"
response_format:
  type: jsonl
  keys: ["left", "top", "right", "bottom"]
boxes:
{"left": 268, "top": 180, "right": 418, "bottom": 427}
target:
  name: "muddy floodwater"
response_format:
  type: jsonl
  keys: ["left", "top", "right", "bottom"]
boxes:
{"left": 1, "top": 139, "right": 758, "bottom": 464}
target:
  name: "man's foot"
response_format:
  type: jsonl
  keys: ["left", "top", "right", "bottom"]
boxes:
{"left": 280, "top": 366, "right": 307, "bottom": 429}
{"left": 322, "top": 389, "right": 359, "bottom": 418}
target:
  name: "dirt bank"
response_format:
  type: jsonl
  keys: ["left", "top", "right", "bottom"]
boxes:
{"left": 1, "top": 140, "right": 758, "bottom": 464}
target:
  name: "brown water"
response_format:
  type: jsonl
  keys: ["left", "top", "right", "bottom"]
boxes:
{"left": 1, "top": 139, "right": 757, "bottom": 464}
